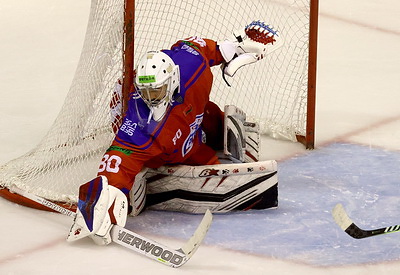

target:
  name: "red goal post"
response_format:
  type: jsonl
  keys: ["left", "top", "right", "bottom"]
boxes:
{"left": 0, "top": 0, "right": 318, "bottom": 210}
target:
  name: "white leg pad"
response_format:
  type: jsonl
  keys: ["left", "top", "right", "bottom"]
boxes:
{"left": 224, "top": 105, "right": 247, "bottom": 162}
{"left": 244, "top": 121, "right": 260, "bottom": 162}
{"left": 145, "top": 160, "right": 278, "bottom": 213}
{"left": 129, "top": 168, "right": 148, "bottom": 216}
{"left": 223, "top": 105, "right": 261, "bottom": 163}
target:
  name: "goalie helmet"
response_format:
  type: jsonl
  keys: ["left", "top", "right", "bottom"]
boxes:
{"left": 135, "top": 51, "right": 180, "bottom": 122}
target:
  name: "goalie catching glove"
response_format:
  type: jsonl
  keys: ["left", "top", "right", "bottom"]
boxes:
{"left": 219, "top": 20, "right": 281, "bottom": 77}
{"left": 67, "top": 176, "right": 128, "bottom": 245}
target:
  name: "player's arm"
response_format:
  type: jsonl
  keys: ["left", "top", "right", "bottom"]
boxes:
{"left": 171, "top": 36, "right": 226, "bottom": 66}
{"left": 67, "top": 142, "right": 160, "bottom": 245}
{"left": 66, "top": 175, "right": 128, "bottom": 245}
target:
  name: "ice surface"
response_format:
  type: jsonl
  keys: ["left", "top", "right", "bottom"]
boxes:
{"left": 129, "top": 143, "right": 400, "bottom": 267}
{"left": 1, "top": 0, "right": 400, "bottom": 274}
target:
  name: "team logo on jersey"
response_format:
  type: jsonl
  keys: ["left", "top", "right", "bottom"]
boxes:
{"left": 182, "top": 113, "right": 203, "bottom": 157}
{"left": 120, "top": 118, "right": 138, "bottom": 136}
{"left": 181, "top": 43, "right": 200, "bottom": 56}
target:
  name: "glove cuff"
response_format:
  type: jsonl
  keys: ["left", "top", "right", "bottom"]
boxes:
{"left": 218, "top": 40, "right": 238, "bottom": 63}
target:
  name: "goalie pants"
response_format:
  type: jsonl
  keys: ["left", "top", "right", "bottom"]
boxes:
{"left": 202, "top": 101, "right": 224, "bottom": 151}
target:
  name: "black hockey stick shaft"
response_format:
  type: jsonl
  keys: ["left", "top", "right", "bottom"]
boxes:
{"left": 345, "top": 222, "right": 400, "bottom": 239}
{"left": 333, "top": 203, "right": 400, "bottom": 239}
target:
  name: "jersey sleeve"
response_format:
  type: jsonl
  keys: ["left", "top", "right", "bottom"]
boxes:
{"left": 171, "top": 36, "right": 225, "bottom": 67}
{"left": 97, "top": 139, "right": 163, "bottom": 193}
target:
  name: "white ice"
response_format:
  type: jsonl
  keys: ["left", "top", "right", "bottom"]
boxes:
{"left": 1, "top": 0, "right": 400, "bottom": 274}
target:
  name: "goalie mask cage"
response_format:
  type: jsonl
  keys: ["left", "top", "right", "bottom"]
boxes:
{"left": 0, "top": 0, "right": 318, "bottom": 210}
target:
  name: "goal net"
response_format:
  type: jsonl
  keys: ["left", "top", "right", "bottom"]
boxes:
{"left": 0, "top": 0, "right": 318, "bottom": 208}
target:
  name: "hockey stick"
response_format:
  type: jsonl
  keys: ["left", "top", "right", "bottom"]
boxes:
{"left": 332, "top": 203, "right": 400, "bottom": 239}
{"left": 10, "top": 185, "right": 212, "bottom": 268}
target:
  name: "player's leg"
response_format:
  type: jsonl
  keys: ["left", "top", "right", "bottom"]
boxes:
{"left": 202, "top": 101, "right": 225, "bottom": 151}
{"left": 145, "top": 160, "right": 278, "bottom": 213}
{"left": 97, "top": 142, "right": 147, "bottom": 216}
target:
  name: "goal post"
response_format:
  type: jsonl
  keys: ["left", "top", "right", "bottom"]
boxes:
{"left": 122, "top": 0, "right": 135, "bottom": 116}
{"left": 299, "top": 0, "right": 318, "bottom": 149}
{"left": 305, "top": 0, "right": 318, "bottom": 149}
{"left": 0, "top": 0, "right": 318, "bottom": 209}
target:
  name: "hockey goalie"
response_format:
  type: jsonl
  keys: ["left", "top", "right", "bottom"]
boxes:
{"left": 68, "top": 21, "right": 281, "bottom": 245}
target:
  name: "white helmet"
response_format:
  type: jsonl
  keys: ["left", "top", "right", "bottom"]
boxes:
{"left": 135, "top": 51, "right": 180, "bottom": 122}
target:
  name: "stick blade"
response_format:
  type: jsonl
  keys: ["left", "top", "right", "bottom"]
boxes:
{"left": 179, "top": 209, "right": 213, "bottom": 259}
{"left": 111, "top": 209, "right": 213, "bottom": 268}
{"left": 332, "top": 203, "right": 353, "bottom": 231}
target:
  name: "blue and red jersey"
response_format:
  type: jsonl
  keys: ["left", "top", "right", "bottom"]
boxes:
{"left": 98, "top": 37, "right": 225, "bottom": 192}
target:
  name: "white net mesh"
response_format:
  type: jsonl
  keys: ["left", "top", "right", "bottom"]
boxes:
{"left": 0, "top": 0, "right": 313, "bottom": 204}
{"left": 135, "top": 0, "right": 312, "bottom": 141}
